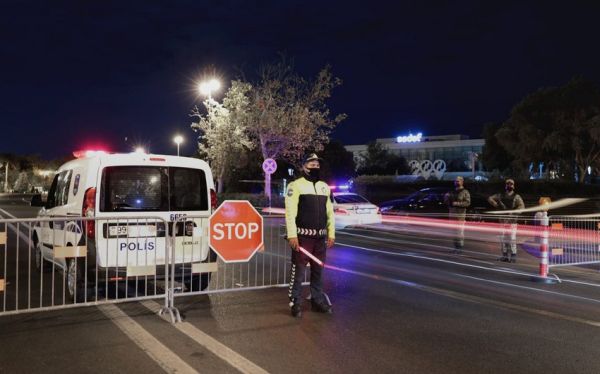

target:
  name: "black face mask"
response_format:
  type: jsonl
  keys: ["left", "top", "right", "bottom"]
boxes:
{"left": 305, "top": 168, "right": 320, "bottom": 182}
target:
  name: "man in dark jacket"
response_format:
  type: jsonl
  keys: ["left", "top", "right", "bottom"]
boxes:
{"left": 285, "top": 153, "right": 335, "bottom": 318}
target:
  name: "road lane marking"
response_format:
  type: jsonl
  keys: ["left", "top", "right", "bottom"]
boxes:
{"left": 336, "top": 241, "right": 535, "bottom": 278}
{"left": 325, "top": 263, "right": 600, "bottom": 328}
{"left": 97, "top": 303, "right": 198, "bottom": 374}
{"left": 141, "top": 300, "right": 270, "bottom": 374}
{"left": 0, "top": 208, "right": 31, "bottom": 243}
{"left": 339, "top": 230, "right": 499, "bottom": 259}
{"left": 0, "top": 208, "right": 32, "bottom": 242}
{"left": 336, "top": 240, "right": 600, "bottom": 289}
{"left": 455, "top": 273, "right": 600, "bottom": 304}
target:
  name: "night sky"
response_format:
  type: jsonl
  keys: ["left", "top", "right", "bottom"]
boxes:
{"left": 2, "top": 1, "right": 600, "bottom": 159}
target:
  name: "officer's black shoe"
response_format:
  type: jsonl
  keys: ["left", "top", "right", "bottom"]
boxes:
{"left": 509, "top": 254, "right": 517, "bottom": 263}
{"left": 290, "top": 300, "right": 302, "bottom": 318}
{"left": 311, "top": 301, "right": 333, "bottom": 314}
{"left": 497, "top": 255, "right": 509, "bottom": 262}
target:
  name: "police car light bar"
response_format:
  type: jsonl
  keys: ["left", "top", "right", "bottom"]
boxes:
{"left": 329, "top": 185, "right": 350, "bottom": 190}
{"left": 73, "top": 150, "right": 107, "bottom": 158}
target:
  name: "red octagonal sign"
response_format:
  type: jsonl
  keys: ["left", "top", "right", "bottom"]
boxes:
{"left": 209, "top": 200, "right": 264, "bottom": 263}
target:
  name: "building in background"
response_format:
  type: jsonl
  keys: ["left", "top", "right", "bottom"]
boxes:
{"left": 345, "top": 133, "right": 485, "bottom": 180}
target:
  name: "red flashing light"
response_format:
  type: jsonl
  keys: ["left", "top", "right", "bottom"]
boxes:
{"left": 73, "top": 150, "right": 107, "bottom": 158}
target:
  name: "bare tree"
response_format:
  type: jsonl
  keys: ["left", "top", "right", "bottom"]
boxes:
{"left": 245, "top": 59, "right": 346, "bottom": 200}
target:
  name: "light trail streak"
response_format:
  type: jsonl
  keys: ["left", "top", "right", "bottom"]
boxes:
{"left": 381, "top": 215, "right": 600, "bottom": 244}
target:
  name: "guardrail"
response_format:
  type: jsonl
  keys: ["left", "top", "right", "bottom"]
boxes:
{"left": 547, "top": 215, "right": 600, "bottom": 268}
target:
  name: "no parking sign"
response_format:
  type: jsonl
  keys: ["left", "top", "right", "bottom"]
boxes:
{"left": 262, "top": 158, "right": 277, "bottom": 175}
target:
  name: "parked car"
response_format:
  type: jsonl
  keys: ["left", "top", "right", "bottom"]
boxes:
{"left": 379, "top": 187, "right": 488, "bottom": 220}
{"left": 331, "top": 192, "right": 382, "bottom": 228}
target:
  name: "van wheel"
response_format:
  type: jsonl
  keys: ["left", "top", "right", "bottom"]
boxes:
{"left": 33, "top": 236, "right": 49, "bottom": 273}
{"left": 184, "top": 250, "right": 217, "bottom": 292}
{"left": 67, "top": 258, "right": 90, "bottom": 303}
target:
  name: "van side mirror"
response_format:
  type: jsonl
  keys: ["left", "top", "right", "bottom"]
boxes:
{"left": 30, "top": 194, "right": 44, "bottom": 207}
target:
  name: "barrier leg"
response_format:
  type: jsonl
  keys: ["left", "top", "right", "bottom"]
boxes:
{"left": 157, "top": 221, "right": 181, "bottom": 323}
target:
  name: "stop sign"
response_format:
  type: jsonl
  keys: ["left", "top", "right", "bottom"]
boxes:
{"left": 209, "top": 200, "right": 264, "bottom": 263}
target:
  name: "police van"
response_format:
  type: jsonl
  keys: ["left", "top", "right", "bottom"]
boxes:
{"left": 31, "top": 151, "right": 217, "bottom": 301}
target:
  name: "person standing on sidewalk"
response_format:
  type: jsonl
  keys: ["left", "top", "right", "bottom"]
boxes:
{"left": 444, "top": 176, "right": 471, "bottom": 254}
{"left": 488, "top": 179, "right": 525, "bottom": 262}
{"left": 285, "top": 153, "right": 335, "bottom": 318}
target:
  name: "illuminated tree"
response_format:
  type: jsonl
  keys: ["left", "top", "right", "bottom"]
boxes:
{"left": 190, "top": 81, "right": 254, "bottom": 192}
{"left": 13, "top": 171, "right": 30, "bottom": 193}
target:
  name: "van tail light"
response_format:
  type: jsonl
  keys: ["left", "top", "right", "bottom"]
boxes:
{"left": 334, "top": 208, "right": 350, "bottom": 215}
{"left": 210, "top": 189, "right": 218, "bottom": 212}
{"left": 82, "top": 187, "right": 96, "bottom": 239}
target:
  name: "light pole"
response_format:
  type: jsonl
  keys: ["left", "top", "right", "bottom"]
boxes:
{"left": 198, "top": 78, "right": 221, "bottom": 100}
{"left": 173, "top": 135, "right": 183, "bottom": 156}
{"left": 4, "top": 162, "right": 8, "bottom": 193}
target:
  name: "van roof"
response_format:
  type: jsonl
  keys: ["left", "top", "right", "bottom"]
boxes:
{"left": 57, "top": 153, "right": 211, "bottom": 172}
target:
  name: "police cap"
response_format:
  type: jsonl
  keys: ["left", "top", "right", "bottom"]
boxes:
{"left": 303, "top": 153, "right": 323, "bottom": 165}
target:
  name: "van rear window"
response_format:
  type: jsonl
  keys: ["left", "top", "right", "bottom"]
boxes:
{"left": 100, "top": 166, "right": 208, "bottom": 212}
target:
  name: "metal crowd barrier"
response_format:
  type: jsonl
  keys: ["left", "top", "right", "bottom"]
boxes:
{"left": 547, "top": 215, "right": 600, "bottom": 267}
{"left": 163, "top": 215, "right": 291, "bottom": 322}
{"left": 0, "top": 214, "right": 296, "bottom": 322}
{"left": 0, "top": 216, "right": 172, "bottom": 317}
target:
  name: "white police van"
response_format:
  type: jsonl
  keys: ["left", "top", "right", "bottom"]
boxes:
{"left": 32, "top": 151, "right": 216, "bottom": 301}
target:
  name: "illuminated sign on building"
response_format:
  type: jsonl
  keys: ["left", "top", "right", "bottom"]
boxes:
{"left": 396, "top": 132, "right": 423, "bottom": 143}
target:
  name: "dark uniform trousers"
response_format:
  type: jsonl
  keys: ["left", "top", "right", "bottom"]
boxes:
{"left": 288, "top": 236, "right": 327, "bottom": 305}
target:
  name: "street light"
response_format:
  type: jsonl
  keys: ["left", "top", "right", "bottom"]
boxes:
{"left": 173, "top": 135, "right": 183, "bottom": 156}
{"left": 198, "top": 78, "right": 221, "bottom": 100}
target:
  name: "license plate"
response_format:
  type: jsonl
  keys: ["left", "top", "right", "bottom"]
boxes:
{"left": 356, "top": 209, "right": 372, "bottom": 214}
{"left": 109, "top": 225, "right": 157, "bottom": 237}
{"left": 109, "top": 226, "right": 128, "bottom": 236}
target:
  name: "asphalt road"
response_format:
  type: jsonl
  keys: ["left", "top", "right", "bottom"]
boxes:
{"left": 2, "top": 194, "right": 600, "bottom": 373}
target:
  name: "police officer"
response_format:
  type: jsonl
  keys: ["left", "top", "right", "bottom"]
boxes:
{"left": 488, "top": 179, "right": 525, "bottom": 262}
{"left": 285, "top": 153, "right": 335, "bottom": 318}
{"left": 444, "top": 176, "right": 471, "bottom": 254}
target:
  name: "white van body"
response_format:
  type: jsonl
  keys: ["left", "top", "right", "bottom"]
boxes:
{"left": 33, "top": 152, "right": 215, "bottom": 275}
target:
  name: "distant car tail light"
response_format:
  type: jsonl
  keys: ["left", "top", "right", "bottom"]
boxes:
{"left": 82, "top": 187, "right": 96, "bottom": 239}
{"left": 334, "top": 208, "right": 350, "bottom": 215}
{"left": 210, "top": 189, "right": 218, "bottom": 212}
